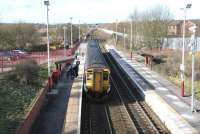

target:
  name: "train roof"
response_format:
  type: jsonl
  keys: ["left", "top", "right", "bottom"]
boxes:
{"left": 85, "top": 39, "right": 108, "bottom": 69}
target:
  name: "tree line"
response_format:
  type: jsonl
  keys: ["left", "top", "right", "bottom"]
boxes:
{"left": 0, "top": 23, "right": 83, "bottom": 51}
{"left": 0, "top": 23, "right": 41, "bottom": 51}
{"left": 116, "top": 5, "right": 173, "bottom": 50}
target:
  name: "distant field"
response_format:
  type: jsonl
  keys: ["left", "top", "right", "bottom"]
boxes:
{"left": 0, "top": 66, "right": 47, "bottom": 134}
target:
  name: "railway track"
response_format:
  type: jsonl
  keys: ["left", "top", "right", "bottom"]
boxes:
{"left": 106, "top": 83, "right": 139, "bottom": 134}
{"left": 81, "top": 43, "right": 170, "bottom": 134}
{"left": 81, "top": 84, "right": 140, "bottom": 134}
{"left": 103, "top": 48, "right": 170, "bottom": 134}
{"left": 81, "top": 98, "right": 113, "bottom": 134}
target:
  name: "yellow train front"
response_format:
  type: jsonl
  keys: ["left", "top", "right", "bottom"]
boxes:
{"left": 83, "top": 39, "right": 110, "bottom": 99}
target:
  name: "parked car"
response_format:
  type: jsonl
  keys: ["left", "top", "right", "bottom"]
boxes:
{"left": 12, "top": 50, "right": 27, "bottom": 54}
{"left": 12, "top": 50, "right": 29, "bottom": 59}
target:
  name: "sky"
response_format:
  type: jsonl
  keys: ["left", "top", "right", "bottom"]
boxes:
{"left": 0, "top": 0, "right": 199, "bottom": 24}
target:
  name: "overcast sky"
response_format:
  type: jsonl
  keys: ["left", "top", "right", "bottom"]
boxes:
{"left": 0, "top": 0, "right": 199, "bottom": 24}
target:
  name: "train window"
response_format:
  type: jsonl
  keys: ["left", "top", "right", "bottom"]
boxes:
{"left": 87, "top": 73, "right": 92, "bottom": 80}
{"left": 88, "top": 70, "right": 92, "bottom": 73}
{"left": 103, "top": 71, "right": 109, "bottom": 80}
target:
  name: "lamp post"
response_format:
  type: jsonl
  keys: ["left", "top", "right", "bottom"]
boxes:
{"left": 130, "top": 18, "right": 133, "bottom": 59}
{"left": 79, "top": 20, "right": 81, "bottom": 42}
{"left": 44, "top": 0, "right": 50, "bottom": 77}
{"left": 123, "top": 28, "right": 126, "bottom": 50}
{"left": 63, "top": 26, "right": 67, "bottom": 57}
{"left": 180, "top": 3, "right": 192, "bottom": 97}
{"left": 70, "top": 17, "right": 73, "bottom": 48}
{"left": 115, "top": 20, "right": 118, "bottom": 46}
{"left": 189, "top": 25, "right": 197, "bottom": 112}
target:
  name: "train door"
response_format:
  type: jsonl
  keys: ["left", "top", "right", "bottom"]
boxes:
{"left": 94, "top": 72, "right": 102, "bottom": 92}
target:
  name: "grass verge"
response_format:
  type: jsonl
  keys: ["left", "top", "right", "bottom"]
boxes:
{"left": 0, "top": 66, "right": 47, "bottom": 134}
{"left": 168, "top": 76, "right": 200, "bottom": 100}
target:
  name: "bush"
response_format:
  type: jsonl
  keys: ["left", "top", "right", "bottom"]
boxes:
{"left": 26, "top": 44, "right": 47, "bottom": 52}
{"left": 153, "top": 50, "right": 200, "bottom": 81}
{"left": 166, "top": 52, "right": 181, "bottom": 76}
{"left": 15, "top": 59, "right": 39, "bottom": 85}
{"left": 153, "top": 51, "right": 181, "bottom": 77}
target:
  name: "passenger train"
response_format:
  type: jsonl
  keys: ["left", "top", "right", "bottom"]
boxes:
{"left": 83, "top": 38, "right": 110, "bottom": 99}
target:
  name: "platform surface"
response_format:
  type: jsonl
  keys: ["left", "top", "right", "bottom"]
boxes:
{"left": 106, "top": 45, "right": 200, "bottom": 134}
{"left": 62, "top": 43, "right": 86, "bottom": 134}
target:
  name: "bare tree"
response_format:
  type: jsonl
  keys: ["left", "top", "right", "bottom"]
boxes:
{"left": 130, "top": 5, "right": 173, "bottom": 50}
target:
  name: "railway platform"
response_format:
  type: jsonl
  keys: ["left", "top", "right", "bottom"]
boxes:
{"left": 105, "top": 45, "right": 200, "bottom": 134}
{"left": 62, "top": 43, "right": 86, "bottom": 134}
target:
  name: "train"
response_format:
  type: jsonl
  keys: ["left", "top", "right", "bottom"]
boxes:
{"left": 83, "top": 38, "right": 110, "bottom": 99}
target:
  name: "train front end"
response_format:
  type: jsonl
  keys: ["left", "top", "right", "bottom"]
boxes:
{"left": 84, "top": 67, "right": 110, "bottom": 99}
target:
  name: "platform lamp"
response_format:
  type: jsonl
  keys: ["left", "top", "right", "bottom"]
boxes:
{"left": 130, "top": 17, "right": 133, "bottom": 59}
{"left": 115, "top": 19, "right": 118, "bottom": 46}
{"left": 123, "top": 28, "right": 126, "bottom": 50}
{"left": 44, "top": 0, "right": 51, "bottom": 78}
{"left": 63, "top": 26, "right": 67, "bottom": 57}
{"left": 189, "top": 25, "right": 197, "bottom": 112}
{"left": 180, "top": 3, "right": 192, "bottom": 97}
{"left": 79, "top": 20, "right": 81, "bottom": 42}
{"left": 70, "top": 17, "right": 73, "bottom": 48}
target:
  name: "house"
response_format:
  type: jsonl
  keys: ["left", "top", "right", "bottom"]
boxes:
{"left": 167, "top": 20, "right": 182, "bottom": 36}
{"left": 167, "top": 20, "right": 200, "bottom": 37}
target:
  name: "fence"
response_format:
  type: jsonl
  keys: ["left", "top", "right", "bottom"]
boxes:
{"left": 0, "top": 43, "right": 79, "bottom": 73}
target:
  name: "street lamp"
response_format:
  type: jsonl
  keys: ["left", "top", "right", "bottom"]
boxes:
{"left": 189, "top": 25, "right": 197, "bottom": 112}
{"left": 115, "top": 19, "right": 118, "bottom": 46}
{"left": 44, "top": 0, "right": 50, "bottom": 78}
{"left": 70, "top": 17, "right": 73, "bottom": 48}
{"left": 63, "top": 26, "right": 67, "bottom": 57}
{"left": 79, "top": 20, "right": 81, "bottom": 42}
{"left": 180, "top": 3, "right": 192, "bottom": 97}
{"left": 130, "top": 17, "right": 133, "bottom": 59}
{"left": 123, "top": 28, "right": 126, "bottom": 50}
